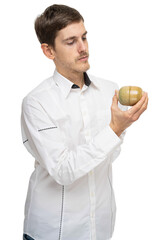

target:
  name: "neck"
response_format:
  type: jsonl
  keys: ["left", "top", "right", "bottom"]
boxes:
{"left": 56, "top": 68, "right": 84, "bottom": 89}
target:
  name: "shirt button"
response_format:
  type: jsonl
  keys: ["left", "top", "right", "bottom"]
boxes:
{"left": 91, "top": 212, "right": 94, "bottom": 218}
{"left": 91, "top": 192, "right": 94, "bottom": 197}
{"left": 83, "top": 109, "right": 87, "bottom": 114}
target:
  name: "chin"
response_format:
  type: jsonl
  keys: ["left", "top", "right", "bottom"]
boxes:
{"left": 81, "top": 62, "right": 90, "bottom": 72}
{"left": 72, "top": 62, "right": 90, "bottom": 73}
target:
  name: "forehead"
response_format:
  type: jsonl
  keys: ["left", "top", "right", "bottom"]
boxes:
{"left": 57, "top": 21, "right": 86, "bottom": 40}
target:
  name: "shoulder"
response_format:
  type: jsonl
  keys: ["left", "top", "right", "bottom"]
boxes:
{"left": 25, "top": 76, "right": 54, "bottom": 98}
{"left": 22, "top": 75, "right": 55, "bottom": 110}
{"left": 22, "top": 75, "right": 55, "bottom": 100}
{"left": 88, "top": 73, "right": 119, "bottom": 93}
{"left": 88, "top": 73, "right": 119, "bottom": 89}
{"left": 88, "top": 73, "right": 127, "bottom": 111}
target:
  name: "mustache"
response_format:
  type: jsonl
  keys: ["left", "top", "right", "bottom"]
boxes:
{"left": 77, "top": 53, "right": 89, "bottom": 60}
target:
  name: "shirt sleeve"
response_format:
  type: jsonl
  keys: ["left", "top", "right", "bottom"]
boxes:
{"left": 107, "top": 93, "right": 128, "bottom": 163}
{"left": 21, "top": 96, "right": 123, "bottom": 185}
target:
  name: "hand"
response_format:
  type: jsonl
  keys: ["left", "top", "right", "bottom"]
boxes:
{"left": 109, "top": 91, "right": 148, "bottom": 136}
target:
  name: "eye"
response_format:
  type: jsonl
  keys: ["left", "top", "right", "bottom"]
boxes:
{"left": 82, "top": 36, "right": 87, "bottom": 41}
{"left": 67, "top": 41, "right": 74, "bottom": 45}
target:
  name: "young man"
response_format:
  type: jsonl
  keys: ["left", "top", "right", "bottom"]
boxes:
{"left": 21, "top": 4, "right": 148, "bottom": 240}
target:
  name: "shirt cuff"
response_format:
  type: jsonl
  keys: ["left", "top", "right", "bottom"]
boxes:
{"left": 92, "top": 125, "right": 122, "bottom": 157}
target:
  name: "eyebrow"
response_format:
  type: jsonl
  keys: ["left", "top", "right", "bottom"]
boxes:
{"left": 62, "top": 31, "right": 88, "bottom": 42}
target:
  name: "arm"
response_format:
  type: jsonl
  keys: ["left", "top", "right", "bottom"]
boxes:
{"left": 21, "top": 96, "right": 123, "bottom": 185}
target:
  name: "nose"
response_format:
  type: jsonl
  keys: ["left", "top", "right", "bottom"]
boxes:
{"left": 77, "top": 39, "right": 86, "bottom": 53}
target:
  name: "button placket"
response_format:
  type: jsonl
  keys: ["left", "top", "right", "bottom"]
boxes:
{"left": 80, "top": 92, "right": 91, "bottom": 142}
{"left": 80, "top": 91, "right": 96, "bottom": 240}
{"left": 88, "top": 170, "right": 96, "bottom": 239}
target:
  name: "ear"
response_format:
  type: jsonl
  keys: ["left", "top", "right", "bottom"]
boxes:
{"left": 41, "top": 44, "right": 55, "bottom": 60}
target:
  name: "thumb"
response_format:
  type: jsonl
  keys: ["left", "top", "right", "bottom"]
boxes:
{"left": 112, "top": 90, "right": 119, "bottom": 106}
{"left": 111, "top": 90, "right": 120, "bottom": 112}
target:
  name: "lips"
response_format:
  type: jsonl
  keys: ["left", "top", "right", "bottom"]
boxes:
{"left": 78, "top": 55, "right": 88, "bottom": 61}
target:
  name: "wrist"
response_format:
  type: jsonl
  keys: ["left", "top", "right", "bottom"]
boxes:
{"left": 109, "top": 122, "right": 123, "bottom": 137}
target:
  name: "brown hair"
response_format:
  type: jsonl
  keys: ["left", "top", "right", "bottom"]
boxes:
{"left": 35, "top": 4, "right": 84, "bottom": 48}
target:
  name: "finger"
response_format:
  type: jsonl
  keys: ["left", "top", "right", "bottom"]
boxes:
{"left": 133, "top": 93, "right": 148, "bottom": 120}
{"left": 115, "top": 90, "right": 119, "bottom": 98}
{"left": 111, "top": 91, "right": 119, "bottom": 109}
{"left": 128, "top": 92, "right": 148, "bottom": 115}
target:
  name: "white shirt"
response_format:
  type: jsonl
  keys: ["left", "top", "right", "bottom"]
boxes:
{"left": 21, "top": 69, "right": 126, "bottom": 240}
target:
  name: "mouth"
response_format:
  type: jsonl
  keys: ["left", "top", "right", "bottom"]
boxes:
{"left": 78, "top": 55, "right": 89, "bottom": 61}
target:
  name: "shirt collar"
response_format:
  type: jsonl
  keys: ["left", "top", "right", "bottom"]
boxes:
{"left": 53, "top": 69, "right": 99, "bottom": 98}
{"left": 72, "top": 72, "right": 91, "bottom": 89}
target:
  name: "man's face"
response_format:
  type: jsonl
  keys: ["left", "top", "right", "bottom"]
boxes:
{"left": 52, "top": 20, "right": 90, "bottom": 76}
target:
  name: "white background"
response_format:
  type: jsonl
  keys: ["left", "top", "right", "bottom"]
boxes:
{"left": 0, "top": 0, "right": 160, "bottom": 239}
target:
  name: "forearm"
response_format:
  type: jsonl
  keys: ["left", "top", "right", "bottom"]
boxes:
{"left": 23, "top": 111, "right": 122, "bottom": 185}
